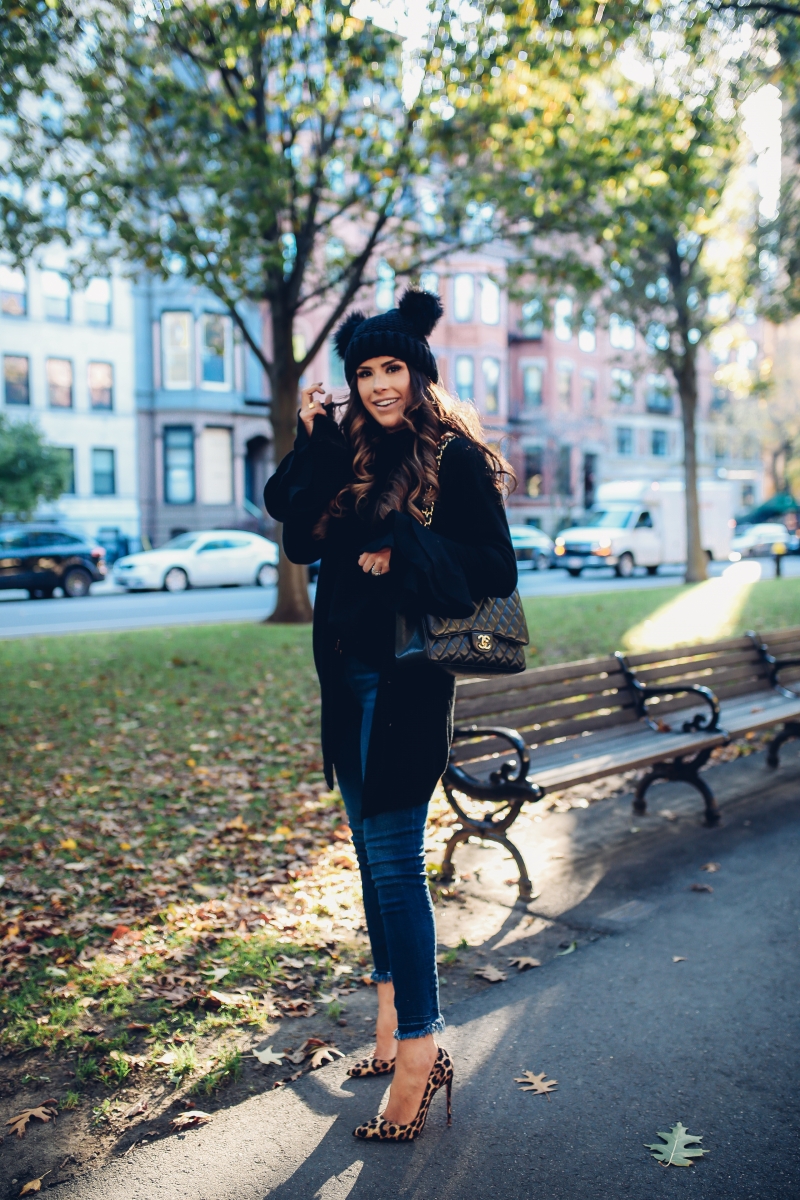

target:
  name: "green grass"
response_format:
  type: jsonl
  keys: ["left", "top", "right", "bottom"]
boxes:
{"left": 1, "top": 577, "right": 798, "bottom": 1074}
{"left": 0, "top": 622, "right": 358, "bottom": 1067}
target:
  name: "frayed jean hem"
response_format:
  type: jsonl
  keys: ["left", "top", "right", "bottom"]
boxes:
{"left": 371, "top": 970, "right": 393, "bottom": 984}
{"left": 394, "top": 1015, "right": 446, "bottom": 1041}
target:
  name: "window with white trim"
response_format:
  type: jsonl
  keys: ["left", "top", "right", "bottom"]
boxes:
{"left": 200, "top": 313, "right": 233, "bottom": 389}
{"left": 162, "top": 312, "right": 193, "bottom": 390}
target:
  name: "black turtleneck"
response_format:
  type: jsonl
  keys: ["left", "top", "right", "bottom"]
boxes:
{"left": 327, "top": 426, "right": 414, "bottom": 668}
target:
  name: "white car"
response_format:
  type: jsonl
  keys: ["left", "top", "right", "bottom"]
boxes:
{"left": 508, "top": 524, "right": 554, "bottom": 571}
{"left": 729, "top": 522, "right": 798, "bottom": 560}
{"left": 113, "top": 530, "right": 279, "bottom": 592}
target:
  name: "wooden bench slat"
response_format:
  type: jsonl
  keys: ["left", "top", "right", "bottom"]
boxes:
{"left": 631, "top": 665, "right": 769, "bottom": 696}
{"left": 631, "top": 648, "right": 765, "bottom": 683}
{"left": 454, "top": 673, "right": 628, "bottom": 719}
{"left": 758, "top": 625, "right": 800, "bottom": 645}
{"left": 449, "top": 706, "right": 641, "bottom": 765}
{"left": 454, "top": 655, "right": 620, "bottom": 699}
{"left": 623, "top": 635, "right": 756, "bottom": 667}
{"left": 456, "top": 690, "right": 635, "bottom": 731}
{"left": 454, "top": 724, "right": 726, "bottom": 791}
{"left": 712, "top": 677, "right": 779, "bottom": 703}
{"left": 721, "top": 692, "right": 800, "bottom": 735}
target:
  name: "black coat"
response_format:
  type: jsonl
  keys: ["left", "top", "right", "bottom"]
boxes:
{"left": 264, "top": 415, "right": 517, "bottom": 818}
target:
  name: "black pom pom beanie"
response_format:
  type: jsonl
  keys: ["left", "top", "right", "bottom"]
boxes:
{"left": 334, "top": 289, "right": 444, "bottom": 385}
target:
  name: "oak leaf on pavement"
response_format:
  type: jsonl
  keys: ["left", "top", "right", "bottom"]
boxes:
{"left": 514, "top": 1071, "right": 558, "bottom": 1097}
{"left": 253, "top": 1045, "right": 284, "bottom": 1066}
{"left": 645, "top": 1122, "right": 707, "bottom": 1167}
{"left": 171, "top": 1111, "right": 212, "bottom": 1129}
{"left": 474, "top": 965, "right": 507, "bottom": 983}
{"left": 309, "top": 1045, "right": 344, "bottom": 1069}
{"left": 6, "top": 1101, "right": 58, "bottom": 1138}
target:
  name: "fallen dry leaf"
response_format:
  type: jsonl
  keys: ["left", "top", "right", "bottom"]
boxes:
{"left": 253, "top": 1045, "right": 284, "bottom": 1067}
{"left": 125, "top": 1099, "right": 148, "bottom": 1119}
{"left": 514, "top": 1071, "right": 558, "bottom": 1097}
{"left": 170, "top": 1110, "right": 212, "bottom": 1130}
{"left": 474, "top": 965, "right": 507, "bottom": 983}
{"left": 154, "top": 1051, "right": 176, "bottom": 1066}
{"left": 309, "top": 1044, "right": 344, "bottom": 1070}
{"left": 207, "top": 989, "right": 251, "bottom": 1008}
{"left": 508, "top": 957, "right": 541, "bottom": 971}
{"left": 6, "top": 1101, "right": 58, "bottom": 1139}
{"left": 690, "top": 883, "right": 713, "bottom": 893}
{"left": 700, "top": 862, "right": 720, "bottom": 873}
{"left": 556, "top": 941, "right": 577, "bottom": 956}
{"left": 661, "top": 809, "right": 678, "bottom": 822}
{"left": 204, "top": 967, "right": 230, "bottom": 984}
{"left": 20, "top": 1172, "right": 50, "bottom": 1195}
{"left": 645, "top": 1121, "right": 707, "bottom": 1167}
{"left": 281, "top": 998, "right": 316, "bottom": 1017}
{"left": 672, "top": 956, "right": 687, "bottom": 963}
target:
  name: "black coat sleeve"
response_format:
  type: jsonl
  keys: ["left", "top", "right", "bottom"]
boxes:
{"left": 263, "top": 415, "right": 351, "bottom": 564}
{"left": 365, "top": 437, "right": 518, "bottom": 617}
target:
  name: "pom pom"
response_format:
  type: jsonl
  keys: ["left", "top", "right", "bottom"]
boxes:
{"left": 333, "top": 310, "right": 367, "bottom": 360}
{"left": 398, "top": 288, "right": 444, "bottom": 338}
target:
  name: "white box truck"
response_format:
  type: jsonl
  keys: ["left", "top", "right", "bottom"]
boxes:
{"left": 553, "top": 479, "right": 736, "bottom": 577}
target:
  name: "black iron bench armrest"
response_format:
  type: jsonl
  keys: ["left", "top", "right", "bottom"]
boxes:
{"left": 445, "top": 725, "right": 543, "bottom": 801}
{"left": 747, "top": 631, "right": 800, "bottom": 698}
{"left": 614, "top": 652, "right": 721, "bottom": 733}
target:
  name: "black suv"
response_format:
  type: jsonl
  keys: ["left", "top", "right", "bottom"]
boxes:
{"left": 0, "top": 525, "right": 106, "bottom": 599}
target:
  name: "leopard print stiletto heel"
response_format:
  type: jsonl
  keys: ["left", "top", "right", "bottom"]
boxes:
{"left": 347, "top": 1055, "right": 396, "bottom": 1079}
{"left": 353, "top": 1046, "right": 453, "bottom": 1142}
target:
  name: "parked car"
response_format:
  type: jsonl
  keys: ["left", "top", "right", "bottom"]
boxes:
{"left": 0, "top": 525, "right": 106, "bottom": 598}
{"left": 113, "top": 530, "right": 279, "bottom": 592}
{"left": 508, "top": 524, "right": 554, "bottom": 571}
{"left": 729, "top": 522, "right": 799, "bottom": 560}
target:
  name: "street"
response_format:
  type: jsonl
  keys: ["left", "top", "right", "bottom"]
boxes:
{"left": 44, "top": 741, "right": 800, "bottom": 1200}
{"left": 2, "top": 557, "right": 798, "bottom": 639}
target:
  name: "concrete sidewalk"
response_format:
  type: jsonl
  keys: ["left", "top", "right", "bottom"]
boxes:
{"left": 39, "top": 750, "right": 800, "bottom": 1200}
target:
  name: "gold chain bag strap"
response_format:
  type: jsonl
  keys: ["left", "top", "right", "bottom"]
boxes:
{"left": 395, "top": 434, "right": 529, "bottom": 675}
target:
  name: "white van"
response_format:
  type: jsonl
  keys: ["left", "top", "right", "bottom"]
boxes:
{"left": 553, "top": 480, "right": 736, "bottom": 577}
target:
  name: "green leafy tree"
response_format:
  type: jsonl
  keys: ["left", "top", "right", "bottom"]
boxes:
{"left": 0, "top": 415, "right": 71, "bottom": 519}
{"left": 56, "top": 0, "right": 492, "bottom": 621}
{"left": 0, "top": 0, "right": 79, "bottom": 259}
{"left": 445, "top": 15, "right": 761, "bottom": 580}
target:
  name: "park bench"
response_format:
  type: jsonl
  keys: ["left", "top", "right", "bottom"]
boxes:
{"left": 440, "top": 626, "right": 800, "bottom": 900}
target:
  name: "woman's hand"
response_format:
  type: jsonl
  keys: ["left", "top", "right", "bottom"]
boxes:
{"left": 358, "top": 548, "right": 392, "bottom": 577}
{"left": 299, "top": 382, "right": 331, "bottom": 437}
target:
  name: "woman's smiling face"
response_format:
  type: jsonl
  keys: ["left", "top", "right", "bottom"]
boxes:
{"left": 356, "top": 356, "right": 411, "bottom": 430}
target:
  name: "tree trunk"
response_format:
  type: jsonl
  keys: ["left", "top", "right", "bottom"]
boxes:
{"left": 266, "top": 317, "right": 313, "bottom": 624}
{"left": 676, "top": 354, "right": 707, "bottom": 584}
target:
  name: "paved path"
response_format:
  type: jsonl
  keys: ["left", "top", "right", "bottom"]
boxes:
{"left": 45, "top": 749, "right": 800, "bottom": 1200}
{"left": 3, "top": 557, "right": 797, "bottom": 639}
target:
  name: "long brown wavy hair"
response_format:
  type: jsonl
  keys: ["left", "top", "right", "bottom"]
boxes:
{"left": 314, "top": 366, "right": 515, "bottom": 537}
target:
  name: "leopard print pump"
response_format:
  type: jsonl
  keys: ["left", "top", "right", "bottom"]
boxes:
{"left": 347, "top": 1056, "right": 396, "bottom": 1079}
{"left": 352, "top": 1046, "right": 453, "bottom": 1142}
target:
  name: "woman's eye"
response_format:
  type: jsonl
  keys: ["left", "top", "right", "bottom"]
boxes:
{"left": 386, "top": 365, "right": 400, "bottom": 373}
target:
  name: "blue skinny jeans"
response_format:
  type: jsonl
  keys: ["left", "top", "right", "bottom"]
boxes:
{"left": 334, "top": 655, "right": 444, "bottom": 1041}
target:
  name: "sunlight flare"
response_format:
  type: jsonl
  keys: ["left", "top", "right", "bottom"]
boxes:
{"left": 622, "top": 561, "right": 762, "bottom": 652}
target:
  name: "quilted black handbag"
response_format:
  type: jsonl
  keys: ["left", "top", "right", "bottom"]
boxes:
{"left": 395, "top": 435, "right": 529, "bottom": 676}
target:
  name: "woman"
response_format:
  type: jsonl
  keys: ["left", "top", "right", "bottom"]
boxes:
{"left": 264, "top": 289, "right": 517, "bottom": 1141}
